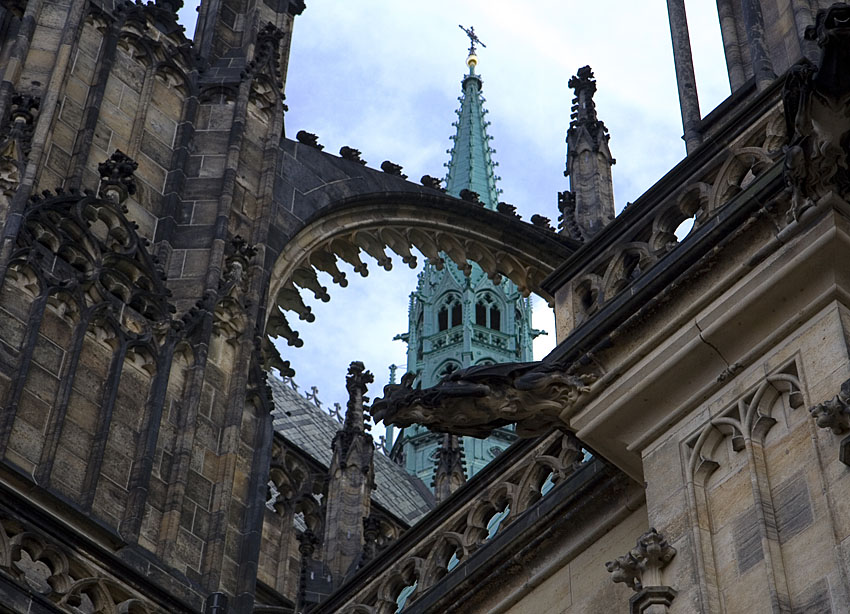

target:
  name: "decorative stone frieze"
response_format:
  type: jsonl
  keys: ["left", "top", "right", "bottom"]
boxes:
{"left": 606, "top": 528, "right": 677, "bottom": 614}
{"left": 545, "top": 91, "right": 786, "bottom": 331}
{"left": 268, "top": 199, "right": 574, "bottom": 353}
{"left": 315, "top": 432, "right": 600, "bottom": 613}
{"left": 0, "top": 511, "right": 162, "bottom": 613}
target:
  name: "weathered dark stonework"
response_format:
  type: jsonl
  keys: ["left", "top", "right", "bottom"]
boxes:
{"left": 562, "top": 65, "right": 615, "bottom": 241}
{"left": 3, "top": 0, "right": 850, "bottom": 612}
{"left": 783, "top": 3, "right": 850, "bottom": 220}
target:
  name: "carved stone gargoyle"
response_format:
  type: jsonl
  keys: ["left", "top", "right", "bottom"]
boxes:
{"left": 809, "top": 379, "right": 850, "bottom": 435}
{"left": 808, "top": 376, "right": 850, "bottom": 465}
{"left": 606, "top": 528, "right": 677, "bottom": 613}
{"left": 370, "top": 361, "right": 597, "bottom": 438}
{"left": 783, "top": 3, "right": 850, "bottom": 221}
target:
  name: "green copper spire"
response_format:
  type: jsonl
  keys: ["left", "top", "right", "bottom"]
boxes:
{"left": 444, "top": 50, "right": 501, "bottom": 208}
{"left": 390, "top": 35, "right": 542, "bottom": 490}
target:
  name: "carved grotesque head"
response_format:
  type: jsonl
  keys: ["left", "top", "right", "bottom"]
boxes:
{"left": 806, "top": 3, "right": 850, "bottom": 47}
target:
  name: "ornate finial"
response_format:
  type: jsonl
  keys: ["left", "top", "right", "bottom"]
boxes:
{"left": 568, "top": 66, "right": 599, "bottom": 126}
{"left": 432, "top": 433, "right": 467, "bottom": 503}
{"left": 459, "top": 24, "right": 486, "bottom": 56}
{"left": 389, "top": 364, "right": 398, "bottom": 385}
{"left": 459, "top": 24, "right": 486, "bottom": 68}
{"left": 342, "top": 361, "right": 374, "bottom": 432}
{"left": 97, "top": 150, "right": 138, "bottom": 204}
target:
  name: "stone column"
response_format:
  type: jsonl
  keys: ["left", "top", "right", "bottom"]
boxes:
{"left": 740, "top": 0, "right": 777, "bottom": 90}
{"left": 717, "top": 0, "right": 748, "bottom": 90}
{"left": 666, "top": 0, "right": 702, "bottom": 154}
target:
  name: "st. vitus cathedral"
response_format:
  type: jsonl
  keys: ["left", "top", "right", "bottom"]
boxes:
{"left": 1, "top": 0, "right": 850, "bottom": 612}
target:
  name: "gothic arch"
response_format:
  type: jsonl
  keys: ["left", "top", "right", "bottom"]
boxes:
{"left": 265, "top": 193, "right": 574, "bottom": 351}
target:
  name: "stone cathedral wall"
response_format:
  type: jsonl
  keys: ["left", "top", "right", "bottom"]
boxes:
{"left": 0, "top": 0, "right": 302, "bottom": 609}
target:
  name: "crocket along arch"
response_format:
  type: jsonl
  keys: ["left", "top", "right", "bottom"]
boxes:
{"left": 264, "top": 190, "right": 577, "bottom": 351}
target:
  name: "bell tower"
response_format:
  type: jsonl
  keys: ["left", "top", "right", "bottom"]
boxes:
{"left": 390, "top": 29, "right": 541, "bottom": 489}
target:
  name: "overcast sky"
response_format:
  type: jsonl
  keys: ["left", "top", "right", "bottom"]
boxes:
{"left": 179, "top": 2, "right": 731, "bottom": 436}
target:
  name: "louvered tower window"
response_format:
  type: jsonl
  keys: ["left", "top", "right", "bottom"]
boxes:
{"left": 475, "top": 293, "right": 501, "bottom": 331}
{"left": 438, "top": 295, "right": 462, "bottom": 331}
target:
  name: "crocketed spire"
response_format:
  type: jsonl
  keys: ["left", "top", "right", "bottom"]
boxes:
{"left": 444, "top": 49, "right": 502, "bottom": 209}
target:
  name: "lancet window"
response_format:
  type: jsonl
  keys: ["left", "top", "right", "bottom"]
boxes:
{"left": 474, "top": 293, "right": 501, "bottom": 331}
{"left": 437, "top": 294, "right": 462, "bottom": 331}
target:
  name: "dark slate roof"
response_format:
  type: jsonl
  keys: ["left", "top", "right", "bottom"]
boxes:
{"left": 269, "top": 376, "right": 435, "bottom": 526}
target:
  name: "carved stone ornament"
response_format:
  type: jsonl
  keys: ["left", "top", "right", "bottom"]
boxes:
{"left": 298, "top": 529, "right": 319, "bottom": 557}
{"left": 380, "top": 160, "right": 407, "bottom": 178}
{"left": 420, "top": 175, "right": 444, "bottom": 191}
{"left": 297, "top": 130, "right": 324, "bottom": 150}
{"left": 221, "top": 235, "right": 257, "bottom": 295}
{"left": 606, "top": 528, "right": 677, "bottom": 613}
{"left": 0, "top": 512, "right": 159, "bottom": 612}
{"left": 459, "top": 188, "right": 480, "bottom": 204}
{"left": 0, "top": 92, "right": 40, "bottom": 192}
{"left": 783, "top": 3, "right": 850, "bottom": 221}
{"left": 370, "top": 361, "right": 598, "bottom": 438}
{"left": 808, "top": 377, "right": 850, "bottom": 465}
{"left": 497, "top": 201, "right": 521, "bottom": 219}
{"left": 558, "top": 190, "right": 582, "bottom": 240}
{"left": 14, "top": 188, "right": 173, "bottom": 328}
{"left": 97, "top": 150, "right": 138, "bottom": 204}
{"left": 810, "top": 389, "right": 850, "bottom": 434}
{"left": 340, "top": 146, "right": 366, "bottom": 165}
{"left": 530, "top": 214, "right": 554, "bottom": 231}
{"left": 242, "top": 22, "right": 284, "bottom": 91}
{"left": 334, "top": 361, "right": 376, "bottom": 463}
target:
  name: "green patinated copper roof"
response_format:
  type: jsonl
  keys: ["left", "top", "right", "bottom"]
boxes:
{"left": 444, "top": 63, "right": 501, "bottom": 209}
{"left": 391, "top": 51, "right": 539, "bottom": 486}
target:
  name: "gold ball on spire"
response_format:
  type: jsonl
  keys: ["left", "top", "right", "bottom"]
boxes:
{"left": 466, "top": 53, "right": 478, "bottom": 68}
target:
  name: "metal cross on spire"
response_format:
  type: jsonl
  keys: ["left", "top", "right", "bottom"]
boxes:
{"left": 459, "top": 24, "right": 486, "bottom": 55}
